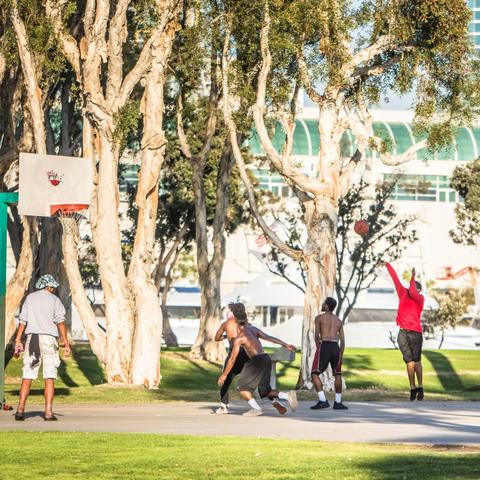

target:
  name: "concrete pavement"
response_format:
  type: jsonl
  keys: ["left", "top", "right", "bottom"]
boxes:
{"left": 1, "top": 401, "right": 479, "bottom": 445}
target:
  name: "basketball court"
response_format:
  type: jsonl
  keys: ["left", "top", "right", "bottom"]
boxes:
{"left": 1, "top": 401, "right": 479, "bottom": 445}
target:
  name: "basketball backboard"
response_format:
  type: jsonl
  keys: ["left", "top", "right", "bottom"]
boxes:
{"left": 18, "top": 153, "right": 93, "bottom": 217}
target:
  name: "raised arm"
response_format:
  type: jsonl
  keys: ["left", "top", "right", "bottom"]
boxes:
{"left": 218, "top": 338, "right": 241, "bottom": 385}
{"left": 255, "top": 327, "right": 295, "bottom": 351}
{"left": 385, "top": 262, "right": 404, "bottom": 298}
{"left": 408, "top": 268, "right": 425, "bottom": 306}
{"left": 214, "top": 322, "right": 226, "bottom": 342}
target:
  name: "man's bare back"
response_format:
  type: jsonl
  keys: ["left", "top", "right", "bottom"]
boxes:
{"left": 316, "top": 312, "right": 343, "bottom": 342}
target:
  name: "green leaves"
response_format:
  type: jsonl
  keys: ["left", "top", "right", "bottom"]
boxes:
{"left": 450, "top": 158, "right": 480, "bottom": 245}
{"left": 113, "top": 100, "right": 142, "bottom": 155}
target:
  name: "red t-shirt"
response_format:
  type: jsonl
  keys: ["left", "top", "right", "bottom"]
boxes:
{"left": 386, "top": 263, "right": 424, "bottom": 333}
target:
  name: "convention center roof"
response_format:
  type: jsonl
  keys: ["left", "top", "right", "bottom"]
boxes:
{"left": 248, "top": 120, "right": 480, "bottom": 162}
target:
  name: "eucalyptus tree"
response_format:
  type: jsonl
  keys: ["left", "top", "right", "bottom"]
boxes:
{"left": 171, "top": 0, "right": 249, "bottom": 361}
{"left": 221, "top": 0, "right": 479, "bottom": 384}
{"left": 2, "top": 0, "right": 182, "bottom": 387}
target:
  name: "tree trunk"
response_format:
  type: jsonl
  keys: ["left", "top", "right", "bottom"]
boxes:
{"left": 5, "top": 218, "right": 38, "bottom": 344}
{"left": 91, "top": 131, "right": 134, "bottom": 384}
{"left": 38, "top": 218, "right": 71, "bottom": 327}
{"left": 298, "top": 198, "right": 338, "bottom": 388}
{"left": 189, "top": 144, "right": 232, "bottom": 363}
{"left": 438, "top": 331, "right": 445, "bottom": 349}
{"left": 61, "top": 224, "right": 106, "bottom": 364}
{"left": 129, "top": 24, "right": 176, "bottom": 387}
{"left": 161, "top": 268, "right": 178, "bottom": 347}
{"left": 191, "top": 269, "right": 225, "bottom": 361}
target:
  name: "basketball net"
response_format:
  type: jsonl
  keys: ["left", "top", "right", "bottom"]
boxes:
{"left": 50, "top": 203, "right": 89, "bottom": 235}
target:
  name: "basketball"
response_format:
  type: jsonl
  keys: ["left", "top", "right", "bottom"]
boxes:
{"left": 354, "top": 220, "right": 369, "bottom": 236}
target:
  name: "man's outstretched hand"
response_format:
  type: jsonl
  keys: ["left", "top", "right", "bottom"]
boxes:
{"left": 286, "top": 344, "right": 296, "bottom": 352}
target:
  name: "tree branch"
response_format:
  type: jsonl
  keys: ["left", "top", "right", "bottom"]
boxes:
{"left": 252, "top": 3, "right": 327, "bottom": 197}
{"left": 106, "top": 0, "right": 131, "bottom": 104}
{"left": 45, "top": 0, "right": 82, "bottom": 83}
{"left": 221, "top": 18, "right": 301, "bottom": 261}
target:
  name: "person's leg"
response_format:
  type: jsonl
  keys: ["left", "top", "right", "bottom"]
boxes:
{"left": 17, "top": 335, "right": 38, "bottom": 419}
{"left": 415, "top": 362, "right": 424, "bottom": 400}
{"left": 16, "top": 379, "right": 32, "bottom": 414}
{"left": 333, "top": 374, "right": 348, "bottom": 410}
{"left": 219, "top": 371, "right": 234, "bottom": 405}
{"left": 40, "top": 335, "right": 60, "bottom": 419}
{"left": 413, "top": 333, "right": 424, "bottom": 400}
{"left": 414, "top": 361, "right": 423, "bottom": 388}
{"left": 399, "top": 330, "right": 417, "bottom": 400}
{"left": 310, "top": 372, "right": 329, "bottom": 409}
{"left": 44, "top": 379, "right": 55, "bottom": 418}
{"left": 240, "top": 390, "right": 263, "bottom": 416}
{"left": 406, "top": 361, "right": 416, "bottom": 389}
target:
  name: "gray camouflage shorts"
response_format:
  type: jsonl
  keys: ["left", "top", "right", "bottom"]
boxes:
{"left": 22, "top": 334, "right": 60, "bottom": 380}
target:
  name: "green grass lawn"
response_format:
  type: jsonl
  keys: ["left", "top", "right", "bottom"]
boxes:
{"left": 1, "top": 432, "right": 479, "bottom": 479}
{"left": 4, "top": 345, "right": 480, "bottom": 404}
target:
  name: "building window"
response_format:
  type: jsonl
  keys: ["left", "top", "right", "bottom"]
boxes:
{"left": 385, "top": 174, "right": 459, "bottom": 203}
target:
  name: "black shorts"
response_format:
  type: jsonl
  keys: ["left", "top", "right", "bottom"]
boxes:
{"left": 398, "top": 329, "right": 423, "bottom": 363}
{"left": 236, "top": 353, "right": 272, "bottom": 398}
{"left": 311, "top": 341, "right": 342, "bottom": 375}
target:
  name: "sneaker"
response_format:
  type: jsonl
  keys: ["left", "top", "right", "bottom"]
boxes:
{"left": 310, "top": 400, "right": 330, "bottom": 410}
{"left": 14, "top": 411, "right": 25, "bottom": 421}
{"left": 287, "top": 391, "right": 298, "bottom": 412}
{"left": 410, "top": 388, "right": 418, "bottom": 401}
{"left": 416, "top": 387, "right": 424, "bottom": 401}
{"left": 333, "top": 401, "right": 348, "bottom": 410}
{"left": 243, "top": 408, "right": 264, "bottom": 417}
{"left": 271, "top": 401, "right": 287, "bottom": 415}
{"left": 215, "top": 405, "right": 230, "bottom": 414}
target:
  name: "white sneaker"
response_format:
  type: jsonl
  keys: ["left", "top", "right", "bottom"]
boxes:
{"left": 215, "top": 405, "right": 230, "bottom": 414}
{"left": 243, "top": 408, "right": 264, "bottom": 417}
{"left": 287, "top": 391, "right": 298, "bottom": 412}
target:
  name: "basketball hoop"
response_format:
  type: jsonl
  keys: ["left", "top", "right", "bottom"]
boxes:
{"left": 51, "top": 203, "right": 89, "bottom": 235}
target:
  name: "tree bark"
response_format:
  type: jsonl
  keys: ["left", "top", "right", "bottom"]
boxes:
{"left": 161, "top": 267, "right": 178, "bottom": 347}
{"left": 92, "top": 132, "right": 135, "bottom": 384}
{"left": 5, "top": 218, "right": 38, "bottom": 344}
{"left": 61, "top": 223, "right": 106, "bottom": 364}
{"left": 189, "top": 144, "right": 232, "bottom": 363}
{"left": 129, "top": 21, "right": 176, "bottom": 387}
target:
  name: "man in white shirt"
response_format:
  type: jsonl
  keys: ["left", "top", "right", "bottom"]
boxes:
{"left": 13, "top": 275, "right": 71, "bottom": 421}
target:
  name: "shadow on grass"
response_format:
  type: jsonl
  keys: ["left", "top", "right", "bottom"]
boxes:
{"left": 72, "top": 345, "right": 106, "bottom": 386}
{"left": 58, "top": 360, "right": 79, "bottom": 387}
{"left": 355, "top": 452, "right": 480, "bottom": 479}
{"left": 424, "top": 351, "right": 464, "bottom": 391}
{"left": 343, "top": 354, "right": 374, "bottom": 371}
{"left": 10, "top": 388, "right": 71, "bottom": 396}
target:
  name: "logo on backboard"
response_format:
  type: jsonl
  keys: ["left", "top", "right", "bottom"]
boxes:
{"left": 46, "top": 170, "right": 64, "bottom": 186}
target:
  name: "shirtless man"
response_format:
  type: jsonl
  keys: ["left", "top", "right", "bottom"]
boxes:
{"left": 214, "top": 304, "right": 250, "bottom": 414}
{"left": 310, "top": 297, "right": 348, "bottom": 410}
{"left": 218, "top": 303, "right": 297, "bottom": 417}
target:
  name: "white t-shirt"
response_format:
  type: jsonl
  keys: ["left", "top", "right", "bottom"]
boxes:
{"left": 19, "top": 290, "right": 66, "bottom": 337}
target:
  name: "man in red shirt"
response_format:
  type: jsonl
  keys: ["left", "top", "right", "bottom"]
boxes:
{"left": 385, "top": 263, "right": 425, "bottom": 401}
